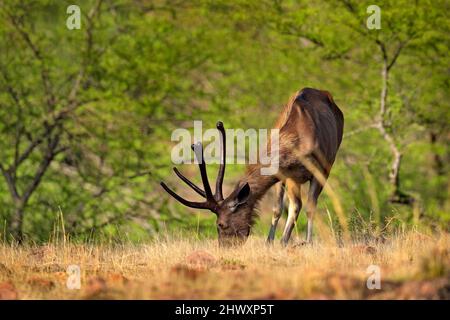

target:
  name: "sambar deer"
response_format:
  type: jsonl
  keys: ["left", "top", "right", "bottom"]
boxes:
{"left": 161, "top": 87, "right": 344, "bottom": 246}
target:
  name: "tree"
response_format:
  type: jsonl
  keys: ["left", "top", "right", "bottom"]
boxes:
{"left": 0, "top": 1, "right": 107, "bottom": 241}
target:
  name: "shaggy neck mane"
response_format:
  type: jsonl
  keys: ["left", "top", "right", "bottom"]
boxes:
{"left": 239, "top": 164, "right": 278, "bottom": 212}
{"left": 235, "top": 92, "right": 297, "bottom": 208}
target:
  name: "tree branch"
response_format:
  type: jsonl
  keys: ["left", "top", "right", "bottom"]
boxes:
{"left": 67, "top": 0, "right": 103, "bottom": 106}
{"left": 0, "top": 164, "right": 20, "bottom": 201}
{"left": 344, "top": 123, "right": 379, "bottom": 138}
{"left": 6, "top": 12, "right": 56, "bottom": 110}
{"left": 387, "top": 40, "right": 408, "bottom": 71}
{"left": 22, "top": 131, "right": 62, "bottom": 204}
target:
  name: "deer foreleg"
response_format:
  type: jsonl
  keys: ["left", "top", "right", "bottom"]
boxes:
{"left": 281, "top": 180, "right": 302, "bottom": 245}
{"left": 267, "top": 182, "right": 285, "bottom": 243}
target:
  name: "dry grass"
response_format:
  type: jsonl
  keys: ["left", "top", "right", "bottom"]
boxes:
{"left": 0, "top": 231, "right": 449, "bottom": 300}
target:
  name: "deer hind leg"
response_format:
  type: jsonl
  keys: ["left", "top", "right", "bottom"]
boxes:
{"left": 306, "top": 177, "right": 324, "bottom": 243}
{"left": 281, "top": 179, "right": 302, "bottom": 246}
{"left": 267, "top": 182, "right": 285, "bottom": 243}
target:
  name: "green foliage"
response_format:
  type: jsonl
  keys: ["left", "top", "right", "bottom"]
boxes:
{"left": 0, "top": 0, "right": 448, "bottom": 242}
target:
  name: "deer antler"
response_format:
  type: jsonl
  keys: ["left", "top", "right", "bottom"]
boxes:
{"left": 215, "top": 121, "right": 226, "bottom": 201}
{"left": 160, "top": 121, "right": 227, "bottom": 213}
{"left": 172, "top": 167, "right": 206, "bottom": 198}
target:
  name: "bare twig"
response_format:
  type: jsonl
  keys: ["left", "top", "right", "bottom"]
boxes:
{"left": 343, "top": 123, "right": 379, "bottom": 138}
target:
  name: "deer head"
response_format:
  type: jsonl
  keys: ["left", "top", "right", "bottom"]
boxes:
{"left": 160, "top": 121, "right": 253, "bottom": 247}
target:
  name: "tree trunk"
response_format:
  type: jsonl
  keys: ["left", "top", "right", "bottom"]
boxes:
{"left": 9, "top": 200, "right": 25, "bottom": 242}
{"left": 429, "top": 132, "right": 445, "bottom": 177}
{"left": 378, "top": 55, "right": 413, "bottom": 205}
{"left": 429, "top": 131, "right": 447, "bottom": 205}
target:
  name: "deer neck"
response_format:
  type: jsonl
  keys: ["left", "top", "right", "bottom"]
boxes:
{"left": 240, "top": 165, "right": 279, "bottom": 206}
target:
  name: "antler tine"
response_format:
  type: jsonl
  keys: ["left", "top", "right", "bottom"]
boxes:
{"left": 191, "top": 142, "right": 214, "bottom": 201}
{"left": 215, "top": 121, "right": 226, "bottom": 201}
{"left": 173, "top": 167, "right": 206, "bottom": 198}
{"left": 160, "top": 124, "right": 227, "bottom": 213}
{"left": 160, "top": 182, "right": 212, "bottom": 210}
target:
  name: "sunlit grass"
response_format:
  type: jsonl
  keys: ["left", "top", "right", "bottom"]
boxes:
{"left": 0, "top": 230, "right": 448, "bottom": 299}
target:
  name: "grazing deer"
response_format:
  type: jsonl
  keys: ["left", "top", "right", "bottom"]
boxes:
{"left": 161, "top": 87, "right": 344, "bottom": 246}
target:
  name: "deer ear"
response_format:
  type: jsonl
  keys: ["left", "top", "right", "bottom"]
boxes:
{"left": 227, "top": 183, "right": 251, "bottom": 211}
{"left": 236, "top": 183, "right": 250, "bottom": 204}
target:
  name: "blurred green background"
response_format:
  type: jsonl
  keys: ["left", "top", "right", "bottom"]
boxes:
{"left": 0, "top": 0, "right": 448, "bottom": 243}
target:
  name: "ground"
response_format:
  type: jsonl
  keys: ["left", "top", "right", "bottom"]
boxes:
{"left": 0, "top": 231, "right": 449, "bottom": 299}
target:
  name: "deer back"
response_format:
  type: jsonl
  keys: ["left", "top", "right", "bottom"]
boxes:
{"left": 276, "top": 87, "right": 344, "bottom": 181}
